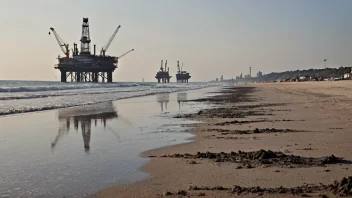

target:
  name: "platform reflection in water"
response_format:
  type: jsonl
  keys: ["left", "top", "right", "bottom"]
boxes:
{"left": 53, "top": 102, "right": 118, "bottom": 152}
{"left": 156, "top": 93, "right": 170, "bottom": 112}
{"left": 177, "top": 92, "right": 187, "bottom": 110}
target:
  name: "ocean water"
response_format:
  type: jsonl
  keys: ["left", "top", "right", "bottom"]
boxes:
{"left": 0, "top": 86, "right": 220, "bottom": 197}
{"left": 0, "top": 80, "right": 214, "bottom": 116}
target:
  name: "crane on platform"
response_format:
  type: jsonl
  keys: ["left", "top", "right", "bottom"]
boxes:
{"left": 177, "top": 61, "right": 181, "bottom": 73}
{"left": 101, "top": 25, "right": 121, "bottom": 56}
{"left": 177, "top": 61, "right": 185, "bottom": 74}
{"left": 117, "top": 49, "right": 134, "bottom": 59}
{"left": 165, "top": 60, "right": 168, "bottom": 72}
{"left": 49, "top": 27, "right": 70, "bottom": 58}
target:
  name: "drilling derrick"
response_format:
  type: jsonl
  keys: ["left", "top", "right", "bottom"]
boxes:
{"left": 80, "top": 18, "right": 91, "bottom": 55}
{"left": 49, "top": 18, "right": 134, "bottom": 83}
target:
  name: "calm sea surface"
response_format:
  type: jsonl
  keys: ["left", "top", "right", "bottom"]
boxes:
{"left": 0, "top": 84, "right": 220, "bottom": 197}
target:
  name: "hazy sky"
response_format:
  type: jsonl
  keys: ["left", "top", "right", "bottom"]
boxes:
{"left": 1, "top": 0, "right": 352, "bottom": 82}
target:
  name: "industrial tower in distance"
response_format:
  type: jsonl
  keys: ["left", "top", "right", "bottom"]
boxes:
{"left": 155, "top": 60, "right": 171, "bottom": 83}
{"left": 176, "top": 61, "right": 191, "bottom": 83}
{"left": 50, "top": 18, "right": 134, "bottom": 83}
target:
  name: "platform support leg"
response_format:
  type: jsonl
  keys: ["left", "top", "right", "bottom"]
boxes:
{"left": 77, "top": 72, "right": 81, "bottom": 82}
{"left": 107, "top": 72, "right": 113, "bottom": 83}
{"left": 61, "top": 71, "right": 66, "bottom": 82}
{"left": 94, "top": 72, "right": 98, "bottom": 82}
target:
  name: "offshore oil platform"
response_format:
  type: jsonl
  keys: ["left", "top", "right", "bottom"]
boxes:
{"left": 176, "top": 61, "right": 191, "bottom": 83}
{"left": 49, "top": 18, "right": 134, "bottom": 83}
{"left": 155, "top": 60, "right": 191, "bottom": 83}
{"left": 155, "top": 60, "right": 171, "bottom": 83}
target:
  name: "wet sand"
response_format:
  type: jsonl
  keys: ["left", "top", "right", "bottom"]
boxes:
{"left": 94, "top": 81, "right": 352, "bottom": 197}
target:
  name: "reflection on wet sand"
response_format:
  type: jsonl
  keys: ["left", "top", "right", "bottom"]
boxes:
{"left": 177, "top": 92, "right": 187, "bottom": 110}
{"left": 156, "top": 93, "right": 170, "bottom": 112}
{"left": 53, "top": 102, "right": 118, "bottom": 152}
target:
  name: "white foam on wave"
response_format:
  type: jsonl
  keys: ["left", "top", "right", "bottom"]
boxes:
{"left": 0, "top": 82, "right": 141, "bottom": 93}
{"left": 0, "top": 81, "right": 205, "bottom": 93}
{"left": 0, "top": 81, "right": 215, "bottom": 116}
{"left": 0, "top": 87, "right": 149, "bottom": 100}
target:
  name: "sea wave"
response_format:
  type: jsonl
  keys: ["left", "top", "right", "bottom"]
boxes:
{"left": 0, "top": 88, "right": 148, "bottom": 100}
{"left": 0, "top": 81, "right": 216, "bottom": 116}
{"left": 0, "top": 82, "right": 141, "bottom": 93}
{"left": 0, "top": 81, "right": 207, "bottom": 93}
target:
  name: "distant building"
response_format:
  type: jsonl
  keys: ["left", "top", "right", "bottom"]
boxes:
{"left": 216, "top": 78, "right": 219, "bottom": 82}
{"left": 236, "top": 73, "right": 243, "bottom": 80}
{"left": 344, "top": 73, "right": 351, "bottom": 80}
{"left": 343, "top": 68, "right": 352, "bottom": 80}
{"left": 257, "top": 71, "right": 263, "bottom": 77}
{"left": 220, "top": 75, "right": 224, "bottom": 81}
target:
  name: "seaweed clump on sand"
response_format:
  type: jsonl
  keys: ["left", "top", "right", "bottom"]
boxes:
{"left": 165, "top": 176, "right": 352, "bottom": 196}
{"left": 188, "top": 184, "right": 326, "bottom": 196}
{"left": 161, "top": 149, "right": 343, "bottom": 168}
{"left": 208, "top": 128, "right": 301, "bottom": 135}
{"left": 329, "top": 176, "right": 352, "bottom": 196}
{"left": 186, "top": 87, "right": 256, "bottom": 104}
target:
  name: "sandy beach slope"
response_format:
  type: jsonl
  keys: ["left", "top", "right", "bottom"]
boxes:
{"left": 93, "top": 81, "right": 352, "bottom": 197}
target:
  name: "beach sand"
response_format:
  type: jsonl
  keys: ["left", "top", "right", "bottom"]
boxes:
{"left": 93, "top": 81, "right": 352, "bottom": 197}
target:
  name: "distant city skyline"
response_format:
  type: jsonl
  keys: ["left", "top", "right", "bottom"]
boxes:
{"left": 1, "top": 0, "right": 352, "bottom": 82}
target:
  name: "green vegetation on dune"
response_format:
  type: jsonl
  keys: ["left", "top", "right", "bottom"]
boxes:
{"left": 251, "top": 67, "right": 351, "bottom": 82}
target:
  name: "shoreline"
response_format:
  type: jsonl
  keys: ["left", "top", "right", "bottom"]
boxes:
{"left": 94, "top": 81, "right": 352, "bottom": 197}
{"left": 0, "top": 87, "right": 218, "bottom": 197}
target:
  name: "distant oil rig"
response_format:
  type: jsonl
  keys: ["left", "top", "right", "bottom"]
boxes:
{"left": 155, "top": 60, "right": 191, "bottom": 83}
{"left": 49, "top": 18, "right": 134, "bottom": 83}
{"left": 155, "top": 60, "right": 171, "bottom": 83}
{"left": 176, "top": 61, "right": 191, "bottom": 83}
